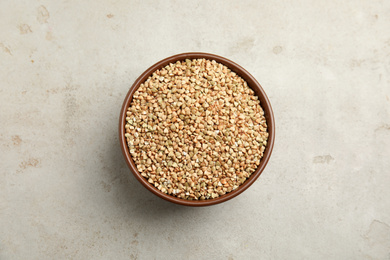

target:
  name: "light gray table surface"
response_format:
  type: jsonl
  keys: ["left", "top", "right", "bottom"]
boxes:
{"left": 1, "top": 1, "right": 389, "bottom": 259}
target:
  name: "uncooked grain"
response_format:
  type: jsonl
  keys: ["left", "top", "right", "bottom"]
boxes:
{"left": 125, "top": 58, "right": 268, "bottom": 200}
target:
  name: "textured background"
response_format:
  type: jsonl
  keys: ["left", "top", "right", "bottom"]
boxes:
{"left": 1, "top": 0, "right": 390, "bottom": 259}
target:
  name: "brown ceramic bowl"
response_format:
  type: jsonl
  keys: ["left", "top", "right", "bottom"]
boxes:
{"left": 119, "top": 52, "right": 275, "bottom": 207}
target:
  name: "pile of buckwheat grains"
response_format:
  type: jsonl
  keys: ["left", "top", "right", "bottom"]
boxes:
{"left": 125, "top": 58, "right": 268, "bottom": 200}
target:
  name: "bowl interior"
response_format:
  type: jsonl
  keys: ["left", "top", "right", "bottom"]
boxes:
{"left": 119, "top": 52, "right": 275, "bottom": 206}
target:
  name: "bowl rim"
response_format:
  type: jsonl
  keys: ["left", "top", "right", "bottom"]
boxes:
{"left": 119, "top": 52, "right": 275, "bottom": 207}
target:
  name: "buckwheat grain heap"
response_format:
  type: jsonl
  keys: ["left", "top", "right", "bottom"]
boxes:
{"left": 125, "top": 58, "right": 268, "bottom": 200}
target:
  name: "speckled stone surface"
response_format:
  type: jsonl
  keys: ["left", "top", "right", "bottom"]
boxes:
{"left": 1, "top": 1, "right": 390, "bottom": 259}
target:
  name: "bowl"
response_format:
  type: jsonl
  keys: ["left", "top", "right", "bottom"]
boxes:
{"left": 119, "top": 52, "right": 275, "bottom": 206}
